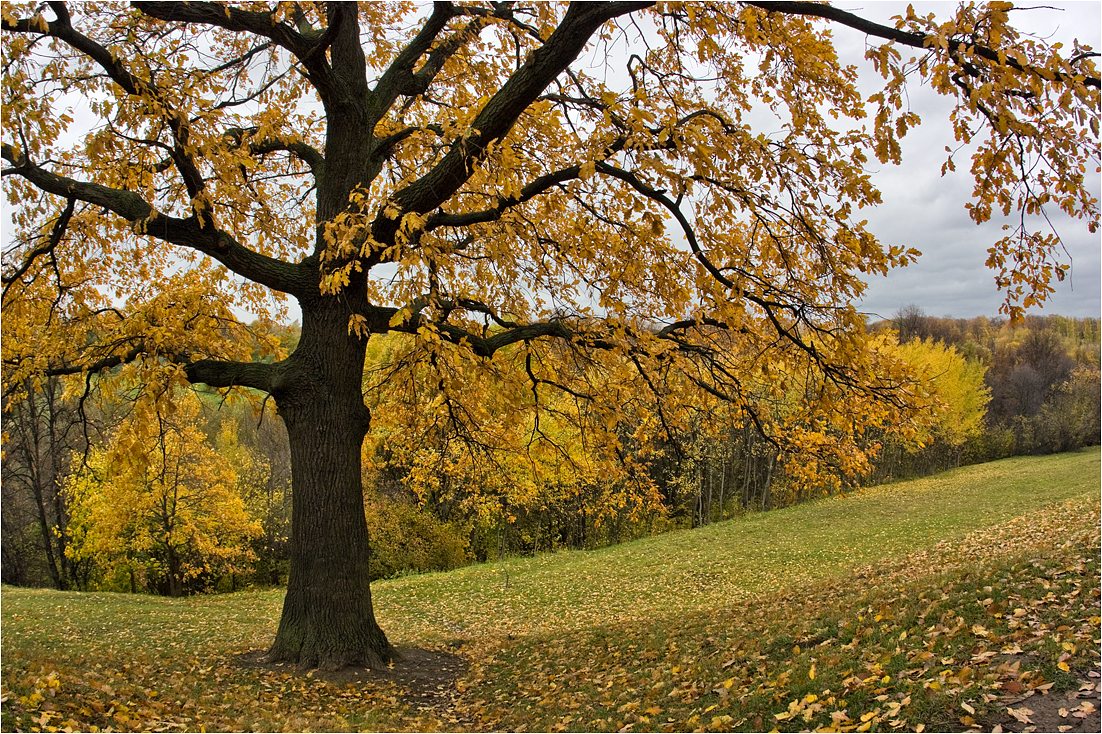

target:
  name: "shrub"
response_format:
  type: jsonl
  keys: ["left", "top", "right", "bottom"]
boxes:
{"left": 364, "top": 491, "right": 470, "bottom": 580}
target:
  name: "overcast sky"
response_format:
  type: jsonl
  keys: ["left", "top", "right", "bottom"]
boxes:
{"left": 833, "top": 1, "right": 1101, "bottom": 320}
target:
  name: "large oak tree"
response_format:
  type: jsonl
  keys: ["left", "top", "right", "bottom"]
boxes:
{"left": 2, "top": 1, "right": 1097, "bottom": 669}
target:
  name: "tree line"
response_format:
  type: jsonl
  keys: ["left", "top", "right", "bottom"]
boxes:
{"left": 866, "top": 309, "right": 1101, "bottom": 479}
{"left": 3, "top": 312, "right": 1096, "bottom": 592}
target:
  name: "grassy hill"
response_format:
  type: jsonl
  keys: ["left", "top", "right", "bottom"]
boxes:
{"left": 2, "top": 449, "right": 1099, "bottom": 732}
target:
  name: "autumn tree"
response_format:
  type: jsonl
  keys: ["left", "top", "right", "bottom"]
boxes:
{"left": 866, "top": 335, "right": 992, "bottom": 479}
{"left": 64, "top": 391, "right": 260, "bottom": 596}
{"left": 364, "top": 330, "right": 682, "bottom": 555}
{"left": 2, "top": 1, "right": 1097, "bottom": 668}
{"left": 212, "top": 404, "right": 293, "bottom": 586}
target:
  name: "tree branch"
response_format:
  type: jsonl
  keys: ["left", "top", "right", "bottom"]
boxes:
{"left": 423, "top": 106, "right": 719, "bottom": 234}
{"left": 2, "top": 144, "right": 311, "bottom": 295}
{"left": 592, "top": 161, "right": 867, "bottom": 390}
{"left": 371, "top": 1, "right": 653, "bottom": 249}
{"left": 369, "top": 2, "right": 459, "bottom": 119}
{"left": 747, "top": 0, "right": 1101, "bottom": 89}
{"left": 183, "top": 358, "right": 275, "bottom": 392}
{"left": 5, "top": 344, "right": 275, "bottom": 394}
{"left": 4, "top": 345, "right": 145, "bottom": 380}
{"left": 225, "top": 127, "right": 325, "bottom": 173}
{"left": 130, "top": 1, "right": 341, "bottom": 101}
{"left": 7, "top": 3, "right": 210, "bottom": 217}
{"left": 2, "top": 197, "right": 75, "bottom": 301}
{"left": 426, "top": 163, "right": 584, "bottom": 230}
{"left": 325, "top": 2, "right": 370, "bottom": 105}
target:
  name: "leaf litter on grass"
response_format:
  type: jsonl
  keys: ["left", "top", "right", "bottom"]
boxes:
{"left": 451, "top": 494, "right": 1101, "bottom": 733}
{"left": 2, "top": 450, "right": 1099, "bottom": 732}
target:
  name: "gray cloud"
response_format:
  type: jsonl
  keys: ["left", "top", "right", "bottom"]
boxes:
{"left": 834, "top": 1, "right": 1101, "bottom": 319}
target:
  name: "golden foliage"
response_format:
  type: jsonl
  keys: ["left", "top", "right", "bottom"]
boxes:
{"left": 65, "top": 391, "right": 260, "bottom": 593}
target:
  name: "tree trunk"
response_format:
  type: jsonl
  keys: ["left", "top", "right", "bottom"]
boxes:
{"left": 166, "top": 548, "right": 182, "bottom": 597}
{"left": 266, "top": 304, "right": 393, "bottom": 670}
{"left": 706, "top": 462, "right": 714, "bottom": 524}
{"left": 717, "top": 457, "right": 726, "bottom": 522}
{"left": 762, "top": 453, "right": 775, "bottom": 510}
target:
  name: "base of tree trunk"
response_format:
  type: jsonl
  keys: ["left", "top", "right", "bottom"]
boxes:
{"left": 266, "top": 612, "right": 394, "bottom": 671}
{"left": 265, "top": 561, "right": 394, "bottom": 670}
{"left": 239, "top": 645, "right": 467, "bottom": 703}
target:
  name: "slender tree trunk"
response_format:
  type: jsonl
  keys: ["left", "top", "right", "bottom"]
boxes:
{"left": 17, "top": 391, "right": 65, "bottom": 590}
{"left": 266, "top": 304, "right": 393, "bottom": 670}
{"left": 692, "top": 464, "right": 702, "bottom": 528}
{"left": 717, "top": 457, "right": 726, "bottom": 521}
{"left": 29, "top": 473, "right": 63, "bottom": 589}
{"left": 45, "top": 383, "right": 74, "bottom": 589}
{"left": 762, "top": 454, "right": 775, "bottom": 510}
{"left": 740, "top": 428, "right": 752, "bottom": 510}
{"left": 706, "top": 462, "right": 714, "bottom": 524}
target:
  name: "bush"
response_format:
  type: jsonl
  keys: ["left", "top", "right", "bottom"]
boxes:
{"left": 364, "top": 492, "right": 470, "bottom": 580}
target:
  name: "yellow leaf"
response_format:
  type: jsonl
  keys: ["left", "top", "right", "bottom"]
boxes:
{"left": 388, "top": 308, "right": 411, "bottom": 327}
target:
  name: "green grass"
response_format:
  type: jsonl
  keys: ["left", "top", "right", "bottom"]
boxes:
{"left": 2, "top": 449, "right": 1099, "bottom": 732}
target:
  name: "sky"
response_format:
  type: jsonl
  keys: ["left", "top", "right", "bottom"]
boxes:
{"left": 832, "top": 1, "right": 1102, "bottom": 320}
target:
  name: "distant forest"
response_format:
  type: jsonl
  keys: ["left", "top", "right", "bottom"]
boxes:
{"left": 3, "top": 311, "right": 1098, "bottom": 594}
{"left": 868, "top": 309, "right": 1099, "bottom": 474}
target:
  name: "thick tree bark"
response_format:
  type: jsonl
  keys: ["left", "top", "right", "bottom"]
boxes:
{"left": 265, "top": 301, "right": 393, "bottom": 670}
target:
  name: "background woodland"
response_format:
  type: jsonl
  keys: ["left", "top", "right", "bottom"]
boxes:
{"left": 3, "top": 310, "right": 1097, "bottom": 595}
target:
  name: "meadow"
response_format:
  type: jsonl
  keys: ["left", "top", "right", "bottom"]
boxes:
{"left": 2, "top": 449, "right": 1099, "bottom": 732}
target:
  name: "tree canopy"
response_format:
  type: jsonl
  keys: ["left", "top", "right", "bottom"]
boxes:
{"left": 2, "top": 1, "right": 1098, "bottom": 669}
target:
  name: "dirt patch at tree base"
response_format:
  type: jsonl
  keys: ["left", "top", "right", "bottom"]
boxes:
{"left": 993, "top": 672, "right": 1100, "bottom": 733}
{"left": 235, "top": 645, "right": 468, "bottom": 711}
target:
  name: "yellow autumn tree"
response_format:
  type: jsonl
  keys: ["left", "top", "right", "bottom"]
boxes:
{"left": 861, "top": 334, "right": 993, "bottom": 480}
{"left": 2, "top": 2, "right": 1096, "bottom": 668}
{"left": 65, "top": 392, "right": 260, "bottom": 596}
{"left": 890, "top": 337, "right": 991, "bottom": 449}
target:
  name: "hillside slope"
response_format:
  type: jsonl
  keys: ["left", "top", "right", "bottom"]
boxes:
{"left": 2, "top": 449, "right": 1099, "bottom": 732}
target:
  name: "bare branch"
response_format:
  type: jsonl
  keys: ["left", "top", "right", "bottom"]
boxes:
{"left": 2, "top": 197, "right": 75, "bottom": 300}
